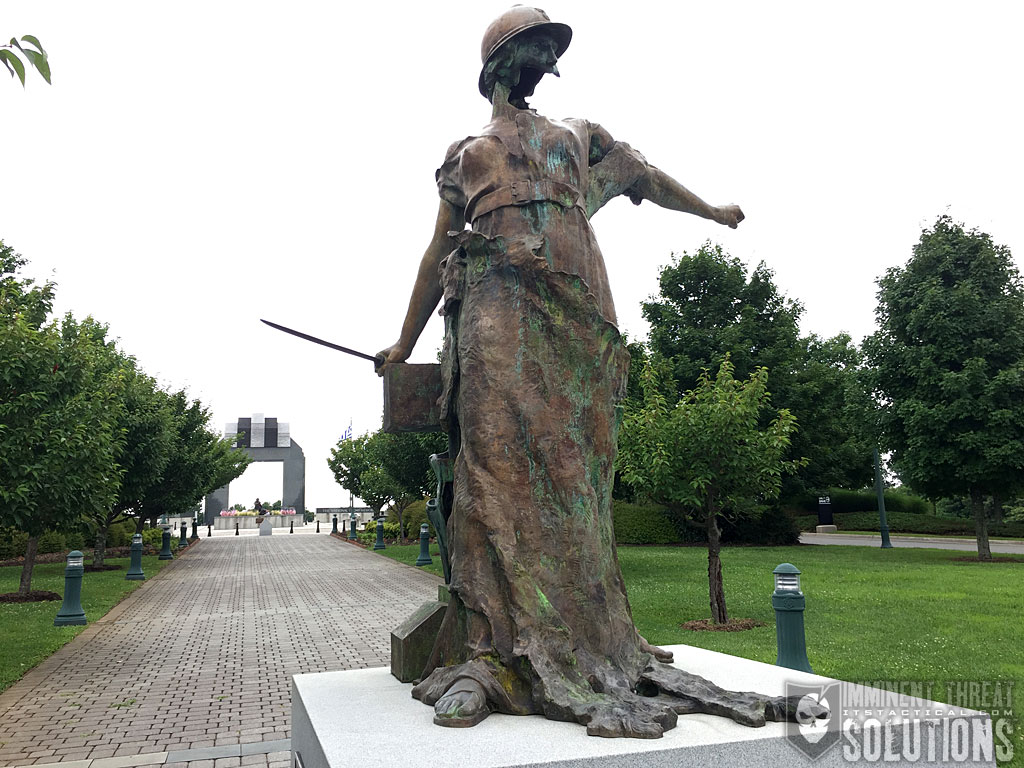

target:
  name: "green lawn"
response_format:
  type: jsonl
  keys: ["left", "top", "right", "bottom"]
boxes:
{"left": 372, "top": 542, "right": 1023, "bottom": 762}
{"left": 371, "top": 541, "right": 444, "bottom": 578}
{"left": 0, "top": 554, "right": 172, "bottom": 692}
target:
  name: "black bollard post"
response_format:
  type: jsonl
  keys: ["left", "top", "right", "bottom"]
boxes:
{"left": 235, "top": 522, "right": 239, "bottom": 536}
{"left": 290, "top": 520, "right": 294, "bottom": 534}
{"left": 207, "top": 525, "right": 212, "bottom": 538}
{"left": 332, "top": 515, "right": 338, "bottom": 534}
{"left": 316, "top": 519, "right": 320, "bottom": 533}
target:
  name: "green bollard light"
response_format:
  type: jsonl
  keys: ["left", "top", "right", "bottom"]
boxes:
{"left": 159, "top": 528, "right": 174, "bottom": 560}
{"left": 415, "top": 523, "right": 433, "bottom": 566}
{"left": 373, "top": 517, "right": 386, "bottom": 550}
{"left": 178, "top": 523, "right": 188, "bottom": 548}
{"left": 125, "top": 534, "right": 145, "bottom": 581}
{"left": 190, "top": 520, "right": 198, "bottom": 541}
{"left": 348, "top": 512, "right": 357, "bottom": 540}
{"left": 332, "top": 515, "right": 338, "bottom": 534}
{"left": 772, "top": 563, "right": 813, "bottom": 673}
{"left": 54, "top": 551, "right": 87, "bottom": 626}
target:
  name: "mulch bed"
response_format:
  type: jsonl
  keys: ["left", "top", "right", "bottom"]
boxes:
{"left": 0, "top": 590, "right": 62, "bottom": 603}
{"left": 0, "top": 546, "right": 151, "bottom": 569}
{"left": 680, "top": 618, "right": 767, "bottom": 632}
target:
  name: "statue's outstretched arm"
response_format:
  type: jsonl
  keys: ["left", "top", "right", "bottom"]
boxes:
{"left": 632, "top": 166, "right": 744, "bottom": 228}
{"left": 376, "top": 199, "right": 465, "bottom": 374}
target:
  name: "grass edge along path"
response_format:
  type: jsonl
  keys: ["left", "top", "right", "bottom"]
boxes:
{"left": 370, "top": 542, "right": 1022, "bottom": 765}
{"left": 0, "top": 551, "right": 179, "bottom": 693}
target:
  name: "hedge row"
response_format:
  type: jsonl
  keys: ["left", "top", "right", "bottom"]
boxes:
{"left": 789, "top": 488, "right": 929, "bottom": 515}
{"left": 793, "top": 511, "right": 1024, "bottom": 538}
{"left": 611, "top": 502, "right": 800, "bottom": 546}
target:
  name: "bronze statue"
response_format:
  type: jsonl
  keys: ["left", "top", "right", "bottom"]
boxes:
{"left": 377, "top": 6, "right": 811, "bottom": 738}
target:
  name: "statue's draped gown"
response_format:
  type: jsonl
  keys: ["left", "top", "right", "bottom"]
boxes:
{"left": 414, "top": 110, "right": 668, "bottom": 723}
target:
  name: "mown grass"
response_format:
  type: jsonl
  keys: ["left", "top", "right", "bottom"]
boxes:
{"left": 0, "top": 554, "right": 172, "bottom": 692}
{"left": 370, "top": 541, "right": 444, "bottom": 578}
{"left": 373, "top": 541, "right": 1023, "bottom": 763}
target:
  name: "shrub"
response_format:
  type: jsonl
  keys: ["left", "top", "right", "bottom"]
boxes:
{"left": 106, "top": 520, "right": 135, "bottom": 548}
{"left": 140, "top": 527, "right": 178, "bottom": 551}
{"left": 612, "top": 502, "right": 683, "bottom": 545}
{"left": 792, "top": 510, "right": 1024, "bottom": 538}
{"left": 37, "top": 530, "right": 67, "bottom": 554}
{"left": 0, "top": 528, "right": 30, "bottom": 560}
{"left": 64, "top": 531, "right": 86, "bottom": 550}
{"left": 789, "top": 487, "right": 929, "bottom": 515}
{"left": 401, "top": 499, "right": 437, "bottom": 539}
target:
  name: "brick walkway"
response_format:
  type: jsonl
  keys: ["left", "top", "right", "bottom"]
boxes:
{"left": 0, "top": 535, "right": 440, "bottom": 768}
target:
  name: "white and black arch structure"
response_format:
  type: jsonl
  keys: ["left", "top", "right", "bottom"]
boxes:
{"left": 203, "top": 413, "right": 306, "bottom": 523}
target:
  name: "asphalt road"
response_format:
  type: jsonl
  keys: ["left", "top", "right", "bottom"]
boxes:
{"left": 799, "top": 532, "right": 1024, "bottom": 554}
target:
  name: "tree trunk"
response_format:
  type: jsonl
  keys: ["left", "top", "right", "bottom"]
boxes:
{"left": 991, "top": 493, "right": 1005, "bottom": 525}
{"left": 706, "top": 509, "right": 728, "bottom": 624}
{"left": 135, "top": 517, "right": 146, "bottom": 534}
{"left": 94, "top": 526, "right": 108, "bottom": 567}
{"left": 18, "top": 536, "right": 39, "bottom": 595}
{"left": 396, "top": 503, "right": 407, "bottom": 545}
{"left": 971, "top": 489, "right": 993, "bottom": 562}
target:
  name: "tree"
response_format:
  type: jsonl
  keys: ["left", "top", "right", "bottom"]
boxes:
{"left": 0, "top": 311, "right": 122, "bottom": 593}
{"left": 328, "top": 433, "right": 392, "bottom": 513}
{"left": 618, "top": 358, "right": 800, "bottom": 624}
{"left": 863, "top": 216, "right": 1024, "bottom": 561}
{"left": 136, "top": 391, "right": 250, "bottom": 531}
{"left": 88, "top": 358, "right": 174, "bottom": 566}
{"left": 1, "top": 36, "right": 50, "bottom": 87}
{"left": 641, "top": 243, "right": 873, "bottom": 499}
{"left": 328, "top": 429, "right": 446, "bottom": 541}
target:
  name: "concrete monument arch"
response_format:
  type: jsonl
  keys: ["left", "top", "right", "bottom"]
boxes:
{"left": 203, "top": 413, "right": 305, "bottom": 523}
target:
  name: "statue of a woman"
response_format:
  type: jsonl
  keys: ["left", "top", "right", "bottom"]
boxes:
{"left": 377, "top": 6, "right": 806, "bottom": 738}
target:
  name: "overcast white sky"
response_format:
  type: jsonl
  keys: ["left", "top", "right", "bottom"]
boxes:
{"left": 4, "top": 1, "right": 1022, "bottom": 510}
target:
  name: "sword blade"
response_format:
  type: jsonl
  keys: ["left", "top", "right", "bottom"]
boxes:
{"left": 260, "top": 319, "right": 380, "bottom": 363}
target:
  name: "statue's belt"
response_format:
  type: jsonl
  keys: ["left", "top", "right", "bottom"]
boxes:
{"left": 466, "top": 179, "right": 583, "bottom": 223}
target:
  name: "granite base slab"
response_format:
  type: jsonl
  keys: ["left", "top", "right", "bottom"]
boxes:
{"left": 292, "top": 644, "right": 995, "bottom": 768}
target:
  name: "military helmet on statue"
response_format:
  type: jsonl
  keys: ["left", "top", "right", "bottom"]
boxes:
{"left": 478, "top": 6, "right": 572, "bottom": 99}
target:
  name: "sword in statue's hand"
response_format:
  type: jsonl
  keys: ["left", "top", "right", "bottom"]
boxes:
{"left": 260, "top": 319, "right": 384, "bottom": 367}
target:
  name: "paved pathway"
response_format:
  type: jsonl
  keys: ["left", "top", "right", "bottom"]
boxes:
{"left": 0, "top": 535, "right": 440, "bottom": 768}
{"left": 800, "top": 532, "right": 1024, "bottom": 554}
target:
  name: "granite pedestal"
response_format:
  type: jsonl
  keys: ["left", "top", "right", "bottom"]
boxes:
{"left": 291, "top": 644, "right": 995, "bottom": 768}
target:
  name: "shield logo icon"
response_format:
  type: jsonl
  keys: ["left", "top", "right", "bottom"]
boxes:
{"left": 784, "top": 681, "right": 841, "bottom": 760}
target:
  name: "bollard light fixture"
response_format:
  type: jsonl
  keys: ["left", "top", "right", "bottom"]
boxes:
{"left": 159, "top": 527, "right": 174, "bottom": 560}
{"left": 54, "top": 550, "right": 87, "bottom": 626}
{"left": 373, "top": 516, "right": 386, "bottom": 550}
{"left": 126, "top": 534, "right": 145, "bottom": 581}
{"left": 416, "top": 522, "right": 433, "bottom": 566}
{"left": 349, "top": 511, "right": 357, "bottom": 540}
{"left": 772, "top": 563, "right": 813, "bottom": 673}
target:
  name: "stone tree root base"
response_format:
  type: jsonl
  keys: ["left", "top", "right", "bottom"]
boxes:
{"left": 291, "top": 644, "right": 997, "bottom": 768}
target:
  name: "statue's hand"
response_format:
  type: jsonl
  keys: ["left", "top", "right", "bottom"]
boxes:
{"left": 374, "top": 343, "right": 409, "bottom": 377}
{"left": 714, "top": 205, "right": 745, "bottom": 229}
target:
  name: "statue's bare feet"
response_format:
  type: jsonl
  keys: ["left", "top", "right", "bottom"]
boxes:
{"left": 433, "top": 677, "right": 491, "bottom": 728}
{"left": 638, "top": 633, "right": 674, "bottom": 663}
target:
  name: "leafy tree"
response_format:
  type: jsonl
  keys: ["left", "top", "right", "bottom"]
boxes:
{"left": 329, "top": 429, "right": 446, "bottom": 542}
{"left": 618, "top": 358, "right": 800, "bottom": 624}
{"left": 1, "top": 36, "right": 50, "bottom": 86}
{"left": 329, "top": 433, "right": 392, "bottom": 513}
{"left": 88, "top": 357, "right": 174, "bottom": 566}
{"left": 641, "top": 242, "right": 873, "bottom": 498}
{"left": 0, "top": 312, "right": 122, "bottom": 593}
{"left": 136, "top": 391, "right": 250, "bottom": 530}
{"left": 863, "top": 216, "right": 1024, "bottom": 561}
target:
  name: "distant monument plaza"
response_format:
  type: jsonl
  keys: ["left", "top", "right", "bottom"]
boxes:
{"left": 203, "top": 413, "right": 306, "bottom": 524}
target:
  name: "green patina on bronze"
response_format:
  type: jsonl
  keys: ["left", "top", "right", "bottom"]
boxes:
{"left": 377, "top": 5, "right": 808, "bottom": 740}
